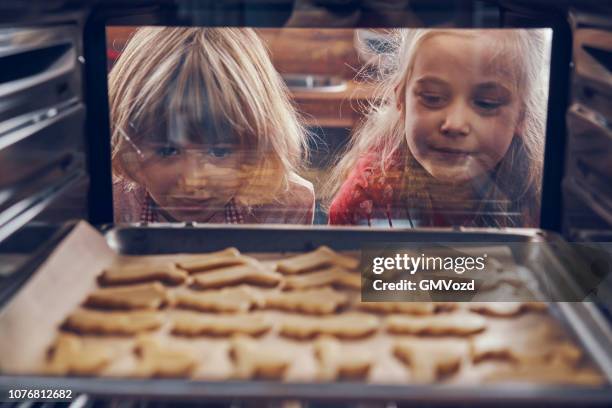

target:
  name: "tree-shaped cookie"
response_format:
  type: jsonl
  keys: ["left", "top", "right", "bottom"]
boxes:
{"left": 134, "top": 336, "right": 197, "bottom": 377}
{"left": 45, "top": 334, "right": 113, "bottom": 375}
{"left": 230, "top": 335, "right": 293, "bottom": 379}
{"left": 314, "top": 336, "right": 373, "bottom": 381}
{"left": 393, "top": 339, "right": 467, "bottom": 383}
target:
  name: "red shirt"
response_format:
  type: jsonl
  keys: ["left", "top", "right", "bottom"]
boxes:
{"left": 328, "top": 152, "right": 482, "bottom": 227}
{"left": 329, "top": 153, "right": 404, "bottom": 226}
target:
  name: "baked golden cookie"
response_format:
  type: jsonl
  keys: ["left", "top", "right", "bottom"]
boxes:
{"left": 62, "top": 310, "right": 164, "bottom": 335}
{"left": 171, "top": 313, "right": 271, "bottom": 337}
{"left": 386, "top": 313, "right": 487, "bottom": 336}
{"left": 191, "top": 262, "right": 282, "bottom": 290}
{"left": 99, "top": 262, "right": 187, "bottom": 286}
{"left": 279, "top": 313, "right": 379, "bottom": 340}
{"left": 264, "top": 287, "right": 349, "bottom": 315}
{"left": 393, "top": 338, "right": 467, "bottom": 383}
{"left": 45, "top": 334, "right": 113, "bottom": 376}
{"left": 469, "top": 302, "right": 547, "bottom": 317}
{"left": 173, "top": 286, "right": 265, "bottom": 313}
{"left": 230, "top": 335, "right": 292, "bottom": 380}
{"left": 470, "top": 331, "right": 583, "bottom": 366}
{"left": 176, "top": 248, "right": 245, "bottom": 273}
{"left": 314, "top": 336, "right": 373, "bottom": 381}
{"left": 283, "top": 266, "right": 361, "bottom": 291}
{"left": 84, "top": 282, "right": 168, "bottom": 310}
{"left": 476, "top": 258, "right": 526, "bottom": 291}
{"left": 357, "top": 302, "right": 436, "bottom": 315}
{"left": 134, "top": 336, "right": 197, "bottom": 378}
{"left": 276, "top": 246, "right": 359, "bottom": 274}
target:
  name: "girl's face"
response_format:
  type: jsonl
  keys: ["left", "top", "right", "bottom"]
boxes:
{"left": 401, "top": 33, "right": 522, "bottom": 184}
{"left": 134, "top": 141, "right": 247, "bottom": 222}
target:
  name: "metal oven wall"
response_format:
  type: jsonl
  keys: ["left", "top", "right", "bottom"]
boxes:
{"left": 0, "top": 2, "right": 90, "bottom": 300}
{"left": 563, "top": 4, "right": 612, "bottom": 241}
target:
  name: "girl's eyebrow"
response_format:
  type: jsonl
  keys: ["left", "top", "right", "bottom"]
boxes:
{"left": 474, "top": 81, "right": 512, "bottom": 95}
{"left": 414, "top": 76, "right": 450, "bottom": 87}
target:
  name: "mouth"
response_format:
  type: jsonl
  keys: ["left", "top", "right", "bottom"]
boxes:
{"left": 428, "top": 145, "right": 474, "bottom": 155}
{"left": 427, "top": 145, "right": 476, "bottom": 160}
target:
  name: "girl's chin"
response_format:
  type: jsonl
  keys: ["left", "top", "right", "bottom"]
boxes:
{"left": 163, "top": 206, "right": 222, "bottom": 222}
{"left": 422, "top": 164, "right": 486, "bottom": 184}
{"left": 169, "top": 211, "right": 218, "bottom": 223}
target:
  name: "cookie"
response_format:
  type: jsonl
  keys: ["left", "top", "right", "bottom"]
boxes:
{"left": 477, "top": 259, "right": 525, "bottom": 291}
{"left": 230, "top": 335, "right": 292, "bottom": 380}
{"left": 134, "top": 336, "right": 197, "bottom": 378}
{"left": 469, "top": 302, "right": 547, "bottom": 317}
{"left": 357, "top": 302, "right": 437, "bottom": 315}
{"left": 386, "top": 313, "right": 486, "bottom": 336}
{"left": 191, "top": 262, "right": 282, "bottom": 290}
{"left": 393, "top": 338, "right": 467, "bottom": 383}
{"left": 171, "top": 312, "right": 271, "bottom": 337}
{"left": 283, "top": 266, "right": 361, "bottom": 291}
{"left": 314, "top": 336, "right": 373, "bottom": 381}
{"left": 99, "top": 262, "right": 187, "bottom": 286}
{"left": 470, "top": 331, "right": 583, "bottom": 366}
{"left": 177, "top": 248, "right": 245, "bottom": 273}
{"left": 173, "top": 286, "right": 265, "bottom": 313}
{"left": 264, "top": 287, "right": 349, "bottom": 315}
{"left": 45, "top": 334, "right": 113, "bottom": 376}
{"left": 62, "top": 310, "right": 164, "bottom": 335}
{"left": 276, "top": 246, "right": 359, "bottom": 274}
{"left": 84, "top": 282, "right": 168, "bottom": 310}
{"left": 279, "top": 313, "right": 379, "bottom": 340}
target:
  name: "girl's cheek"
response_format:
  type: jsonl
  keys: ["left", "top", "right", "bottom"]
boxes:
{"left": 477, "top": 113, "right": 517, "bottom": 161}
{"left": 143, "top": 162, "right": 183, "bottom": 195}
{"left": 405, "top": 104, "right": 439, "bottom": 148}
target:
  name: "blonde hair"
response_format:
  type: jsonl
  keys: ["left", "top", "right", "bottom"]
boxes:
{"left": 109, "top": 27, "right": 309, "bottom": 206}
{"left": 326, "top": 28, "right": 551, "bottom": 226}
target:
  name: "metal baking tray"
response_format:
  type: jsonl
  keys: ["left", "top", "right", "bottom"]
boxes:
{"left": 1, "top": 223, "right": 612, "bottom": 406}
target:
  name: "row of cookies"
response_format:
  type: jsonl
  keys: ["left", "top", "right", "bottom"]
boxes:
{"left": 83, "top": 283, "right": 354, "bottom": 315}
{"left": 57, "top": 281, "right": 598, "bottom": 383}
{"left": 45, "top": 333, "right": 373, "bottom": 380}
{"left": 98, "top": 246, "right": 361, "bottom": 290}
{"left": 86, "top": 272, "right": 551, "bottom": 318}
{"left": 46, "top": 326, "right": 602, "bottom": 386}
{"left": 54, "top": 298, "right": 600, "bottom": 385}
{"left": 61, "top": 307, "right": 470, "bottom": 337}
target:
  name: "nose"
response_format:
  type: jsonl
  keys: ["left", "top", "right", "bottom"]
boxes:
{"left": 180, "top": 153, "right": 208, "bottom": 188}
{"left": 440, "top": 100, "right": 470, "bottom": 137}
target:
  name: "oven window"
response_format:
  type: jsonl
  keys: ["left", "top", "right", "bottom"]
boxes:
{"left": 106, "top": 26, "right": 552, "bottom": 228}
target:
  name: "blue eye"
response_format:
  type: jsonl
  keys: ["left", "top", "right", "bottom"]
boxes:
{"left": 208, "top": 146, "right": 233, "bottom": 158}
{"left": 155, "top": 145, "right": 180, "bottom": 158}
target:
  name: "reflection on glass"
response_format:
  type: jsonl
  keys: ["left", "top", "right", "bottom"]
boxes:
{"left": 106, "top": 27, "right": 551, "bottom": 228}
{"left": 108, "top": 27, "right": 314, "bottom": 224}
{"left": 326, "top": 29, "right": 552, "bottom": 228}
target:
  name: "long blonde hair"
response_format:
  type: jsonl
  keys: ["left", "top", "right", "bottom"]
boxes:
{"left": 109, "top": 27, "right": 309, "bottom": 206}
{"left": 326, "top": 29, "right": 551, "bottom": 226}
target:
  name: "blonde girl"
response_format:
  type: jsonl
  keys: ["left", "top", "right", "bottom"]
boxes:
{"left": 110, "top": 27, "right": 314, "bottom": 224}
{"left": 327, "top": 29, "right": 551, "bottom": 227}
